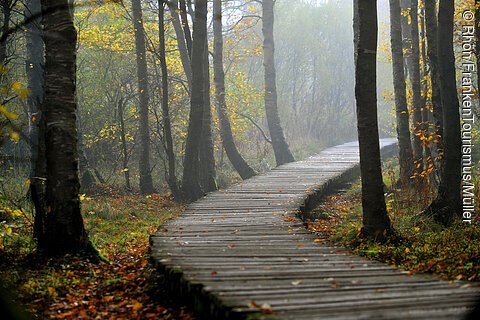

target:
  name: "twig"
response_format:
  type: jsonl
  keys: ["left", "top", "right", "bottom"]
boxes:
{"left": 235, "top": 111, "right": 272, "bottom": 144}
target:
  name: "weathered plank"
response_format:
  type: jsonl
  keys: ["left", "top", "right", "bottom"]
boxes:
{"left": 150, "top": 139, "right": 480, "bottom": 319}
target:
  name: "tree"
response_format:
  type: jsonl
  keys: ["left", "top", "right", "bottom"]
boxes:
{"left": 25, "top": 0, "right": 46, "bottom": 241}
{"left": 419, "top": 4, "right": 431, "bottom": 162}
{"left": 198, "top": 41, "right": 217, "bottom": 192}
{"left": 354, "top": 0, "right": 393, "bottom": 240}
{"left": 388, "top": 0, "right": 413, "bottom": 183}
{"left": 422, "top": 0, "right": 462, "bottom": 224}
{"left": 39, "top": 0, "right": 90, "bottom": 254}
{"left": 117, "top": 96, "right": 132, "bottom": 190}
{"left": 213, "top": 0, "right": 256, "bottom": 180}
{"left": 179, "top": 0, "right": 192, "bottom": 57}
{"left": 131, "top": 0, "right": 154, "bottom": 194}
{"left": 424, "top": 0, "right": 444, "bottom": 170}
{"left": 262, "top": 0, "right": 294, "bottom": 166}
{"left": 166, "top": 0, "right": 192, "bottom": 86}
{"left": 408, "top": 0, "right": 425, "bottom": 173}
{"left": 78, "top": 114, "right": 103, "bottom": 192}
{"left": 181, "top": 0, "right": 208, "bottom": 201}
{"left": 158, "top": 0, "right": 180, "bottom": 197}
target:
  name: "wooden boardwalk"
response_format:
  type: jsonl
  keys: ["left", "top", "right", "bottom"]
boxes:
{"left": 150, "top": 139, "right": 480, "bottom": 320}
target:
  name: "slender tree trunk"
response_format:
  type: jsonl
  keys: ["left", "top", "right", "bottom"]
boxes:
{"left": 409, "top": 0, "right": 425, "bottom": 173}
{"left": 181, "top": 0, "right": 207, "bottom": 202}
{"left": 354, "top": 0, "right": 392, "bottom": 240}
{"left": 213, "top": 0, "right": 255, "bottom": 180}
{"left": 436, "top": 0, "right": 462, "bottom": 219}
{"left": 389, "top": 0, "right": 413, "bottom": 183}
{"left": 167, "top": 0, "right": 192, "bottom": 87}
{"left": 419, "top": 5, "right": 432, "bottom": 162}
{"left": 77, "top": 111, "right": 103, "bottom": 191}
{"left": 131, "top": 0, "right": 154, "bottom": 194}
{"left": 262, "top": 0, "right": 294, "bottom": 166}
{"left": 424, "top": 0, "right": 444, "bottom": 168}
{"left": 179, "top": 0, "right": 192, "bottom": 57}
{"left": 25, "top": 0, "right": 46, "bottom": 243}
{"left": 117, "top": 97, "right": 132, "bottom": 191}
{"left": 199, "top": 42, "right": 217, "bottom": 192}
{"left": 40, "top": 0, "right": 90, "bottom": 255}
{"left": 77, "top": 123, "right": 99, "bottom": 191}
{"left": 400, "top": 0, "right": 412, "bottom": 79}
{"left": 158, "top": 0, "right": 180, "bottom": 197}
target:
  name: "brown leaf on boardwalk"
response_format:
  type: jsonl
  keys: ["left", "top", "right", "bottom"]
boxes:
{"left": 260, "top": 303, "right": 273, "bottom": 314}
{"left": 248, "top": 300, "right": 273, "bottom": 314}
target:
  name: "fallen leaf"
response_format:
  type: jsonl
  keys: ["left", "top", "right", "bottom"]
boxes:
{"left": 47, "top": 287, "right": 56, "bottom": 297}
{"left": 132, "top": 301, "right": 143, "bottom": 312}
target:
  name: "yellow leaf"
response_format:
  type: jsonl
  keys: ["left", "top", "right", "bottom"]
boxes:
{"left": 48, "top": 287, "right": 56, "bottom": 296}
{"left": 2, "top": 225, "right": 12, "bottom": 235}
{"left": 11, "top": 82, "right": 22, "bottom": 91}
{"left": 0, "top": 105, "right": 18, "bottom": 120}
{"left": 12, "top": 209, "right": 22, "bottom": 218}
{"left": 10, "top": 132, "right": 19, "bottom": 142}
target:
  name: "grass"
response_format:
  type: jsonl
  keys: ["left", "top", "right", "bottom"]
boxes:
{"left": 308, "top": 163, "right": 480, "bottom": 282}
{"left": 0, "top": 187, "right": 195, "bottom": 319}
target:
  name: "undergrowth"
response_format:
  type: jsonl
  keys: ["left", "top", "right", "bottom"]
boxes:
{"left": 308, "top": 160, "right": 480, "bottom": 281}
{"left": 0, "top": 186, "right": 194, "bottom": 319}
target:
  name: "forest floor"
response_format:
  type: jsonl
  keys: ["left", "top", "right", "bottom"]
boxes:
{"left": 308, "top": 176, "right": 480, "bottom": 282}
{"left": 0, "top": 189, "right": 196, "bottom": 319}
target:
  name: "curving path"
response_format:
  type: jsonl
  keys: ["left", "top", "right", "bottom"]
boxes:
{"left": 150, "top": 139, "right": 480, "bottom": 320}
